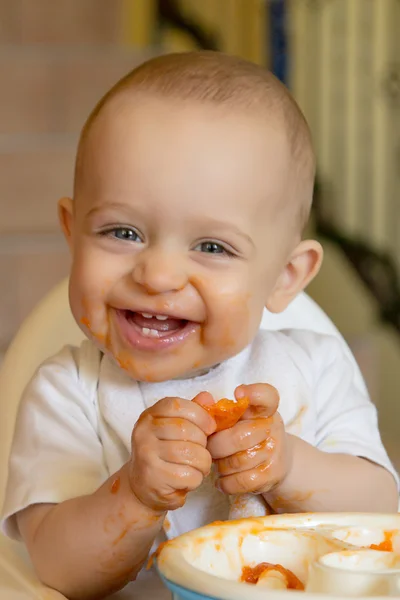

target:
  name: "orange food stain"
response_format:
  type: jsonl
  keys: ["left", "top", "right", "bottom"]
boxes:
{"left": 80, "top": 315, "right": 107, "bottom": 345}
{"left": 147, "top": 541, "right": 169, "bottom": 570}
{"left": 220, "top": 441, "right": 271, "bottom": 475}
{"left": 164, "top": 417, "right": 187, "bottom": 428}
{"left": 111, "top": 516, "right": 144, "bottom": 546}
{"left": 115, "top": 353, "right": 157, "bottom": 382}
{"left": 290, "top": 405, "right": 308, "bottom": 428}
{"left": 208, "top": 517, "right": 263, "bottom": 531}
{"left": 247, "top": 524, "right": 274, "bottom": 537}
{"left": 145, "top": 512, "right": 164, "bottom": 524}
{"left": 111, "top": 477, "right": 121, "bottom": 494}
{"left": 117, "top": 355, "right": 133, "bottom": 371}
{"left": 231, "top": 496, "right": 251, "bottom": 512}
{"left": 241, "top": 563, "right": 304, "bottom": 590}
{"left": 80, "top": 316, "right": 91, "bottom": 328}
{"left": 112, "top": 526, "right": 130, "bottom": 545}
{"left": 370, "top": 531, "right": 394, "bottom": 552}
{"left": 244, "top": 441, "right": 267, "bottom": 458}
{"left": 163, "top": 517, "right": 171, "bottom": 532}
{"left": 270, "top": 489, "right": 316, "bottom": 512}
{"left": 204, "top": 397, "right": 249, "bottom": 432}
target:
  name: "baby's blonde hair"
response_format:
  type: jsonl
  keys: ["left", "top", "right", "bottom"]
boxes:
{"left": 74, "top": 51, "right": 315, "bottom": 230}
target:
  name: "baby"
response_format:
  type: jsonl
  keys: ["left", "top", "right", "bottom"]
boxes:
{"left": 2, "top": 52, "right": 398, "bottom": 599}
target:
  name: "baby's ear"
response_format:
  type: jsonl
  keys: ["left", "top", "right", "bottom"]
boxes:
{"left": 58, "top": 197, "right": 74, "bottom": 250}
{"left": 266, "top": 240, "right": 323, "bottom": 313}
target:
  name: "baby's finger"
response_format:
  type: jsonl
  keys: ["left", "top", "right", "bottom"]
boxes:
{"left": 236, "top": 384, "right": 279, "bottom": 419}
{"left": 215, "top": 438, "right": 276, "bottom": 476}
{"left": 207, "top": 417, "right": 273, "bottom": 459}
{"left": 150, "top": 417, "right": 208, "bottom": 446}
{"left": 217, "top": 461, "right": 276, "bottom": 495}
{"left": 160, "top": 462, "right": 204, "bottom": 493}
{"left": 158, "top": 441, "right": 212, "bottom": 477}
{"left": 150, "top": 397, "right": 216, "bottom": 436}
{"left": 133, "top": 462, "right": 204, "bottom": 511}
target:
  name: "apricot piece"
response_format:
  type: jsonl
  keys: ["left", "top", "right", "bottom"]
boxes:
{"left": 204, "top": 396, "right": 249, "bottom": 432}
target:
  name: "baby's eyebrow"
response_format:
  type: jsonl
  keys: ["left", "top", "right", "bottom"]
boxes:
{"left": 84, "top": 202, "right": 137, "bottom": 219}
{"left": 200, "top": 217, "right": 255, "bottom": 248}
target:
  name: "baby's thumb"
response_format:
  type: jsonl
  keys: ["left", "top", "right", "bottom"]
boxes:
{"left": 235, "top": 383, "right": 279, "bottom": 417}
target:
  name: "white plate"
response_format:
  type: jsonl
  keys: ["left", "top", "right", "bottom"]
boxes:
{"left": 158, "top": 513, "right": 400, "bottom": 600}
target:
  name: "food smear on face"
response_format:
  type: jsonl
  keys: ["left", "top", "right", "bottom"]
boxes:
{"left": 80, "top": 315, "right": 106, "bottom": 344}
{"left": 204, "top": 396, "right": 249, "bottom": 431}
{"left": 80, "top": 316, "right": 91, "bottom": 328}
{"left": 370, "top": 530, "right": 394, "bottom": 552}
{"left": 241, "top": 562, "right": 304, "bottom": 590}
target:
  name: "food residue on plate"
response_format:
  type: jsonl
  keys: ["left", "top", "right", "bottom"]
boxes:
{"left": 370, "top": 530, "right": 394, "bottom": 552}
{"left": 241, "top": 562, "right": 304, "bottom": 590}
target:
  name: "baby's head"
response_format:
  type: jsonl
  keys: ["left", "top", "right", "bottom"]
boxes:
{"left": 59, "top": 51, "right": 322, "bottom": 382}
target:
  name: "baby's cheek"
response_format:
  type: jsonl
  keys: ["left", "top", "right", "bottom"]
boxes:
{"left": 212, "top": 294, "right": 258, "bottom": 350}
{"left": 70, "top": 283, "right": 111, "bottom": 349}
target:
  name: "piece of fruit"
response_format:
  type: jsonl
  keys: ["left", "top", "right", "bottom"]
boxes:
{"left": 204, "top": 396, "right": 249, "bottom": 432}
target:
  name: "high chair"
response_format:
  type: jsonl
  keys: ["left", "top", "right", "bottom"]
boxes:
{"left": 0, "top": 278, "right": 367, "bottom": 599}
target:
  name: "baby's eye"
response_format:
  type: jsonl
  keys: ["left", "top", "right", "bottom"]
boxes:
{"left": 195, "top": 241, "right": 227, "bottom": 255}
{"left": 102, "top": 227, "right": 143, "bottom": 243}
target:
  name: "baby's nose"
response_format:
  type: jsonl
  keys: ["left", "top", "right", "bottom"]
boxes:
{"left": 132, "top": 251, "right": 188, "bottom": 294}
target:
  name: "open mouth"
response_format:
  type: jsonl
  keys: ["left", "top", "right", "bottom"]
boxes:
{"left": 125, "top": 311, "right": 188, "bottom": 338}
{"left": 115, "top": 310, "right": 198, "bottom": 351}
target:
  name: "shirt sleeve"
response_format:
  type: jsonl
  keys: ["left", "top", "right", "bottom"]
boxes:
{"left": 1, "top": 345, "right": 109, "bottom": 540}
{"left": 299, "top": 332, "right": 399, "bottom": 488}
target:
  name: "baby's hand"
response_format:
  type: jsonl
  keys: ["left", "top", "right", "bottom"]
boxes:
{"left": 207, "top": 384, "right": 291, "bottom": 495}
{"left": 129, "top": 393, "right": 216, "bottom": 512}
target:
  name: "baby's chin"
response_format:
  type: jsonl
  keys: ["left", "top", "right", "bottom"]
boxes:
{"left": 173, "top": 364, "right": 219, "bottom": 381}
{"left": 104, "top": 347, "right": 220, "bottom": 383}
{"left": 91, "top": 328, "right": 249, "bottom": 382}
{"left": 115, "top": 360, "right": 214, "bottom": 383}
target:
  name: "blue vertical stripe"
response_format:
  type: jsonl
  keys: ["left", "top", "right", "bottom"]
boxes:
{"left": 269, "top": 0, "right": 287, "bottom": 85}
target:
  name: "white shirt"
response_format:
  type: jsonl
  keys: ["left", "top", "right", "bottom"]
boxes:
{"left": 2, "top": 329, "right": 398, "bottom": 542}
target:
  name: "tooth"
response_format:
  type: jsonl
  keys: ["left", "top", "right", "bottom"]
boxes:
{"left": 156, "top": 315, "right": 168, "bottom": 321}
{"left": 141, "top": 313, "right": 153, "bottom": 319}
{"left": 141, "top": 327, "right": 160, "bottom": 338}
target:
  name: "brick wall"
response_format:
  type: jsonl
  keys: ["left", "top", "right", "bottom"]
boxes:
{"left": 0, "top": 0, "right": 152, "bottom": 354}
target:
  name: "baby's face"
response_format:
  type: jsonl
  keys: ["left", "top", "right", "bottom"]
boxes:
{"left": 63, "top": 97, "right": 297, "bottom": 382}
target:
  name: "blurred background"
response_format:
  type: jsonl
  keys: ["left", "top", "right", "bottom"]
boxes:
{"left": 0, "top": 0, "right": 399, "bottom": 466}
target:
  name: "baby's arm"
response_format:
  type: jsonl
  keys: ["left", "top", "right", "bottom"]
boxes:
{"left": 264, "top": 334, "right": 398, "bottom": 513}
{"left": 16, "top": 394, "right": 215, "bottom": 600}
{"left": 264, "top": 435, "right": 398, "bottom": 513}
{"left": 18, "top": 464, "right": 163, "bottom": 600}
{"left": 209, "top": 337, "right": 398, "bottom": 514}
